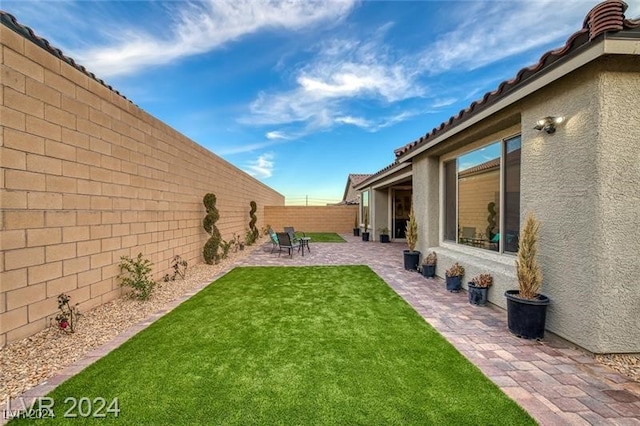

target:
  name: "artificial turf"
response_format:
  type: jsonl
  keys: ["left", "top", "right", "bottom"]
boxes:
{"left": 298, "top": 232, "right": 346, "bottom": 242}
{"left": 12, "top": 266, "right": 534, "bottom": 425}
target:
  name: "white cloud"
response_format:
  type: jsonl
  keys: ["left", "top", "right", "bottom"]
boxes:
{"left": 265, "top": 131, "right": 292, "bottom": 140}
{"left": 71, "top": 0, "right": 358, "bottom": 77}
{"left": 245, "top": 32, "right": 424, "bottom": 132}
{"left": 336, "top": 111, "right": 419, "bottom": 132}
{"left": 244, "top": 153, "right": 275, "bottom": 178}
{"left": 418, "top": 0, "right": 592, "bottom": 73}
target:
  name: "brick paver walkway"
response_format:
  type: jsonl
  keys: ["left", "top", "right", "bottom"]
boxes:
{"left": 6, "top": 235, "right": 640, "bottom": 425}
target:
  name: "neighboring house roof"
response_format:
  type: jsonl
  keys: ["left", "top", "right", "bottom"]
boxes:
{"left": 341, "top": 174, "right": 373, "bottom": 204}
{"left": 458, "top": 158, "right": 500, "bottom": 178}
{"left": 1, "top": 10, "right": 133, "bottom": 105}
{"left": 392, "top": 0, "right": 640, "bottom": 160}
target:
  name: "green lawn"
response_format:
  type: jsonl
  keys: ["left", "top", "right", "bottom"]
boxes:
{"left": 298, "top": 232, "right": 345, "bottom": 242}
{"left": 13, "top": 266, "right": 533, "bottom": 425}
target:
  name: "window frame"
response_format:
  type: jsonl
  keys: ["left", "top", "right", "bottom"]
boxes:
{"left": 441, "top": 133, "right": 521, "bottom": 255}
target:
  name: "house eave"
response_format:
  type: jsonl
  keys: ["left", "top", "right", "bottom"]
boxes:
{"left": 396, "top": 40, "right": 615, "bottom": 163}
{"left": 354, "top": 162, "right": 412, "bottom": 191}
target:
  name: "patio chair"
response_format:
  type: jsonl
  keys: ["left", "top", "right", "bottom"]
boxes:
{"left": 276, "top": 232, "right": 300, "bottom": 257}
{"left": 284, "top": 226, "right": 305, "bottom": 242}
{"left": 268, "top": 228, "right": 279, "bottom": 253}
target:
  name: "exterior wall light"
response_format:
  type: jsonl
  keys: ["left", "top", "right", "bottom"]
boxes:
{"left": 534, "top": 116, "right": 565, "bottom": 134}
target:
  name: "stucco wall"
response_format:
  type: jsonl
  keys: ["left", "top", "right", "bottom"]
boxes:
{"left": 264, "top": 206, "right": 358, "bottom": 233}
{"left": 412, "top": 57, "right": 639, "bottom": 353}
{"left": 522, "top": 57, "right": 640, "bottom": 353}
{"left": 0, "top": 26, "right": 284, "bottom": 346}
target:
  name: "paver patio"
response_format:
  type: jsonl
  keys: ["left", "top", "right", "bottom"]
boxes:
{"left": 5, "top": 235, "right": 640, "bottom": 425}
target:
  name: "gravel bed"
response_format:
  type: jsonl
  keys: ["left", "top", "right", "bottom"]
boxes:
{"left": 1, "top": 240, "right": 638, "bottom": 402}
{"left": 0, "top": 242, "right": 264, "bottom": 403}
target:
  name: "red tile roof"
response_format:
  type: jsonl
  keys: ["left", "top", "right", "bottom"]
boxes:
{"left": 1, "top": 10, "right": 133, "bottom": 105}
{"left": 393, "top": 0, "right": 640, "bottom": 160}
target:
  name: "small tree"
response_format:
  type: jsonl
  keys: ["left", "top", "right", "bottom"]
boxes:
{"left": 405, "top": 205, "right": 418, "bottom": 252}
{"left": 203, "top": 193, "right": 222, "bottom": 264}
{"left": 515, "top": 212, "right": 543, "bottom": 299}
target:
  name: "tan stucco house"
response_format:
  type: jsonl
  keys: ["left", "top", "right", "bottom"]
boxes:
{"left": 355, "top": 0, "right": 640, "bottom": 354}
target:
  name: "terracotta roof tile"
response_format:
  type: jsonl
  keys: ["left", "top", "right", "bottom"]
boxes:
{"left": 349, "top": 174, "right": 373, "bottom": 186}
{"left": 393, "top": 0, "right": 640, "bottom": 160}
{"left": 1, "top": 10, "right": 134, "bottom": 105}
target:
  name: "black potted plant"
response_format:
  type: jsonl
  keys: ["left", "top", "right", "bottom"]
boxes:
{"left": 445, "top": 262, "right": 465, "bottom": 292}
{"left": 403, "top": 206, "right": 420, "bottom": 271}
{"left": 468, "top": 273, "right": 493, "bottom": 306}
{"left": 505, "top": 212, "right": 550, "bottom": 339}
{"left": 353, "top": 212, "right": 360, "bottom": 237}
{"left": 420, "top": 251, "right": 437, "bottom": 278}
{"left": 362, "top": 210, "right": 370, "bottom": 242}
{"left": 378, "top": 226, "right": 390, "bottom": 243}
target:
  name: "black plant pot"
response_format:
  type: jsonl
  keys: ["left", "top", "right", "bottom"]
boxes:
{"left": 353, "top": 228, "right": 360, "bottom": 237}
{"left": 446, "top": 275, "right": 462, "bottom": 292}
{"left": 421, "top": 264, "right": 436, "bottom": 278}
{"left": 380, "top": 234, "right": 390, "bottom": 243}
{"left": 362, "top": 232, "right": 370, "bottom": 241}
{"left": 505, "top": 290, "right": 550, "bottom": 339}
{"left": 468, "top": 283, "right": 488, "bottom": 305}
{"left": 403, "top": 250, "right": 420, "bottom": 271}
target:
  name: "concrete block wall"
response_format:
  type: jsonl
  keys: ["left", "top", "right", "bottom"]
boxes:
{"left": 0, "top": 24, "right": 284, "bottom": 347}
{"left": 265, "top": 206, "right": 358, "bottom": 233}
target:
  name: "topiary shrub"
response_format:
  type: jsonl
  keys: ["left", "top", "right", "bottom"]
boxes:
{"left": 486, "top": 202, "right": 497, "bottom": 240}
{"left": 203, "top": 193, "right": 222, "bottom": 264}
{"left": 248, "top": 201, "right": 258, "bottom": 244}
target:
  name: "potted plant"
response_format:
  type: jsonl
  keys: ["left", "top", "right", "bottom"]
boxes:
{"left": 505, "top": 212, "right": 550, "bottom": 339}
{"left": 468, "top": 273, "right": 493, "bottom": 306}
{"left": 353, "top": 212, "right": 360, "bottom": 237}
{"left": 445, "top": 262, "right": 465, "bottom": 292}
{"left": 403, "top": 206, "right": 420, "bottom": 271}
{"left": 378, "top": 226, "right": 390, "bottom": 243}
{"left": 362, "top": 210, "right": 370, "bottom": 241}
{"left": 420, "top": 251, "right": 437, "bottom": 278}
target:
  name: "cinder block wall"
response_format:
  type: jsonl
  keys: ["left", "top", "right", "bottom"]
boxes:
{"left": 0, "top": 24, "right": 284, "bottom": 347}
{"left": 265, "top": 206, "right": 358, "bottom": 233}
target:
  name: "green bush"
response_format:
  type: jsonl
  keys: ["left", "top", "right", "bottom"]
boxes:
{"left": 248, "top": 201, "right": 258, "bottom": 244}
{"left": 203, "top": 193, "right": 222, "bottom": 264}
{"left": 119, "top": 253, "right": 156, "bottom": 300}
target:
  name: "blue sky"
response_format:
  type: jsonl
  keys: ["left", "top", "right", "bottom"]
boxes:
{"left": 3, "top": 0, "right": 639, "bottom": 205}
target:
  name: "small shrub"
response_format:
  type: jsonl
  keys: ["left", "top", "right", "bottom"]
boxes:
{"left": 261, "top": 225, "right": 271, "bottom": 237}
{"left": 119, "top": 253, "right": 156, "bottom": 300}
{"left": 220, "top": 239, "right": 232, "bottom": 259}
{"left": 245, "top": 228, "right": 257, "bottom": 246}
{"left": 471, "top": 273, "right": 493, "bottom": 288}
{"left": 163, "top": 255, "right": 188, "bottom": 282}
{"left": 53, "top": 293, "right": 81, "bottom": 333}
{"left": 445, "top": 262, "right": 465, "bottom": 277}
{"left": 422, "top": 251, "right": 437, "bottom": 266}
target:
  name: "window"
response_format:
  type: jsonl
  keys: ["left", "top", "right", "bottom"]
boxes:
{"left": 444, "top": 135, "right": 521, "bottom": 253}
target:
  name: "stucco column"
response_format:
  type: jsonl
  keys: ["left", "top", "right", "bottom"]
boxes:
{"left": 413, "top": 154, "right": 440, "bottom": 253}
